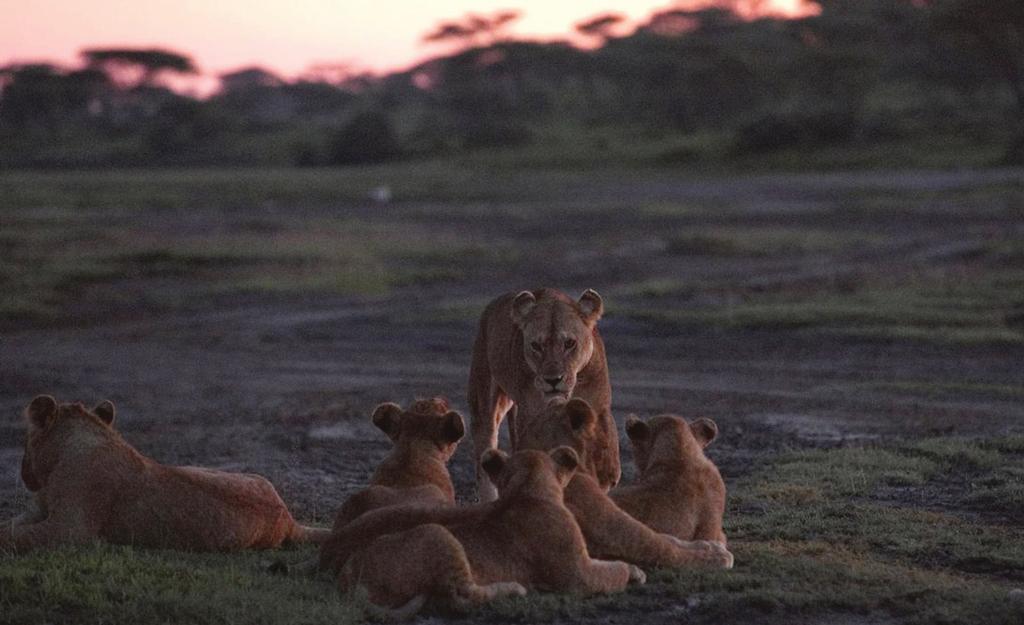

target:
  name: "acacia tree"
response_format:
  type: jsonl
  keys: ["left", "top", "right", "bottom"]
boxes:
{"left": 81, "top": 47, "right": 196, "bottom": 89}
{"left": 575, "top": 13, "right": 627, "bottom": 42}
{"left": 422, "top": 10, "right": 521, "bottom": 49}
{"left": 929, "top": 0, "right": 1024, "bottom": 162}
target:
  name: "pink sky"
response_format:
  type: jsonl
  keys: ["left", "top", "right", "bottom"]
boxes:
{"left": 0, "top": 1, "right": 815, "bottom": 79}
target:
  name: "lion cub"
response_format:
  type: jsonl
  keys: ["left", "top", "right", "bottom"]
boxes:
{"left": 323, "top": 448, "right": 641, "bottom": 617}
{"left": 3, "top": 395, "right": 325, "bottom": 553}
{"left": 333, "top": 398, "right": 463, "bottom": 529}
{"left": 518, "top": 398, "right": 733, "bottom": 569}
{"left": 611, "top": 414, "right": 727, "bottom": 544}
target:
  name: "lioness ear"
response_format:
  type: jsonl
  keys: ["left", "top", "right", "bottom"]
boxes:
{"left": 93, "top": 400, "right": 116, "bottom": 426}
{"left": 371, "top": 402, "right": 404, "bottom": 440}
{"left": 690, "top": 418, "right": 718, "bottom": 448}
{"left": 480, "top": 449, "right": 509, "bottom": 480}
{"left": 25, "top": 395, "right": 58, "bottom": 430}
{"left": 565, "top": 398, "right": 596, "bottom": 433}
{"left": 441, "top": 410, "right": 465, "bottom": 443}
{"left": 550, "top": 446, "right": 580, "bottom": 476}
{"left": 577, "top": 289, "right": 603, "bottom": 325}
{"left": 625, "top": 414, "right": 649, "bottom": 441}
{"left": 510, "top": 291, "right": 537, "bottom": 327}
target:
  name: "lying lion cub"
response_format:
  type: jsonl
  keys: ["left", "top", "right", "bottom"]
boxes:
{"left": 333, "top": 398, "right": 463, "bottom": 529}
{"left": 2, "top": 395, "right": 326, "bottom": 553}
{"left": 611, "top": 414, "right": 727, "bottom": 544}
{"left": 323, "top": 448, "right": 642, "bottom": 617}
{"left": 517, "top": 398, "right": 733, "bottom": 569}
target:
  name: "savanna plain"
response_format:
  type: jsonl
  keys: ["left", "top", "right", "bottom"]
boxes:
{"left": 0, "top": 163, "right": 1022, "bottom": 624}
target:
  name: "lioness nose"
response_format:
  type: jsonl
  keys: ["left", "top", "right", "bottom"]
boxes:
{"left": 544, "top": 376, "right": 564, "bottom": 388}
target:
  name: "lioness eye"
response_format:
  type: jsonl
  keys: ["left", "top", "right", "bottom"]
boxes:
{"left": 530, "top": 341, "right": 542, "bottom": 352}
{"left": 564, "top": 339, "right": 576, "bottom": 350}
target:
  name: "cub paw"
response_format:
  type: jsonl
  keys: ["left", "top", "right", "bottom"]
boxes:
{"left": 493, "top": 581, "right": 528, "bottom": 598}
{"left": 627, "top": 564, "right": 647, "bottom": 585}
{"left": 705, "top": 542, "right": 734, "bottom": 569}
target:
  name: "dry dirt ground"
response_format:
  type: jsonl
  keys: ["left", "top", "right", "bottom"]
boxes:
{"left": 0, "top": 166, "right": 1022, "bottom": 624}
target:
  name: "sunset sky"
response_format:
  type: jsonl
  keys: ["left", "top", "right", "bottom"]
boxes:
{"left": 0, "top": 1, "right": 815, "bottom": 79}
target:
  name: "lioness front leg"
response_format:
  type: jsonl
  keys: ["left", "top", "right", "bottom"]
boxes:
{"left": 2, "top": 518, "right": 94, "bottom": 553}
{"left": 472, "top": 385, "right": 512, "bottom": 503}
{"left": 10, "top": 494, "right": 46, "bottom": 527}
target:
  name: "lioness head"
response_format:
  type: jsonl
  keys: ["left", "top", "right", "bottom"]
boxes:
{"left": 624, "top": 414, "right": 718, "bottom": 476}
{"left": 480, "top": 447, "right": 579, "bottom": 500}
{"left": 21, "top": 395, "right": 116, "bottom": 492}
{"left": 516, "top": 397, "right": 601, "bottom": 480}
{"left": 371, "top": 397, "right": 465, "bottom": 460}
{"left": 511, "top": 288, "right": 603, "bottom": 399}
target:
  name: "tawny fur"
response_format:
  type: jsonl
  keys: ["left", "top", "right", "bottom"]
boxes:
{"left": 322, "top": 448, "right": 640, "bottom": 616}
{"left": 332, "top": 398, "right": 463, "bottom": 530}
{"left": 517, "top": 399, "right": 733, "bottom": 569}
{"left": 467, "top": 288, "right": 619, "bottom": 501}
{"left": 611, "top": 414, "right": 727, "bottom": 544}
{"left": 1, "top": 395, "right": 325, "bottom": 553}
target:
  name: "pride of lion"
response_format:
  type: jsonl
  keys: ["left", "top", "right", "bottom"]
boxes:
{"left": 2, "top": 287, "right": 734, "bottom": 618}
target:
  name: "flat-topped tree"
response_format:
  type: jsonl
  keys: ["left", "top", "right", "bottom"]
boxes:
{"left": 575, "top": 13, "right": 627, "bottom": 42}
{"left": 82, "top": 47, "right": 197, "bottom": 89}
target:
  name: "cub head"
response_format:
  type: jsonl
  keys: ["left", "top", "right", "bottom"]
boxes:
{"left": 624, "top": 414, "right": 718, "bottom": 477}
{"left": 21, "top": 395, "right": 117, "bottom": 492}
{"left": 479, "top": 446, "right": 579, "bottom": 501}
{"left": 511, "top": 288, "right": 603, "bottom": 399}
{"left": 371, "top": 397, "right": 465, "bottom": 461}
{"left": 517, "top": 397, "right": 601, "bottom": 480}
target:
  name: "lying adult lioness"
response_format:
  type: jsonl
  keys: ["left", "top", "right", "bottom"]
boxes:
{"left": 468, "top": 288, "right": 619, "bottom": 501}
{"left": 2, "top": 395, "right": 326, "bottom": 553}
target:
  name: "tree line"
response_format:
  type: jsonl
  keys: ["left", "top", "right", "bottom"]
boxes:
{"left": 0, "top": 0, "right": 1020, "bottom": 168}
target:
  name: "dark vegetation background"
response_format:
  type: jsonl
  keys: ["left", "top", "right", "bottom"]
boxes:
{"left": 1, "top": 0, "right": 1023, "bottom": 170}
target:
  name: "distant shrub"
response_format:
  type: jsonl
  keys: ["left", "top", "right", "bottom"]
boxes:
{"left": 328, "top": 111, "right": 401, "bottom": 165}
{"left": 456, "top": 117, "right": 532, "bottom": 149}
{"left": 734, "top": 108, "right": 857, "bottom": 154}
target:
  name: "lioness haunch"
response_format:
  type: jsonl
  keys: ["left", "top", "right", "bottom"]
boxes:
{"left": 2, "top": 395, "right": 326, "bottom": 553}
{"left": 321, "top": 448, "right": 643, "bottom": 618}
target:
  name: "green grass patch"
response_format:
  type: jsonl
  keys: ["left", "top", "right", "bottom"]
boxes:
{"left": 0, "top": 544, "right": 362, "bottom": 625}
{"left": 665, "top": 227, "right": 884, "bottom": 257}
{"left": 3, "top": 435, "right": 1022, "bottom": 624}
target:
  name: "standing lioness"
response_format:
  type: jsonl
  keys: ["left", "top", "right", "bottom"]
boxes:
{"left": 3, "top": 395, "right": 325, "bottom": 553}
{"left": 468, "top": 288, "right": 619, "bottom": 501}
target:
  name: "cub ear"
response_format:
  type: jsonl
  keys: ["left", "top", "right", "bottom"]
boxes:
{"left": 565, "top": 398, "right": 596, "bottom": 433}
{"left": 577, "top": 289, "right": 604, "bottom": 324}
{"left": 441, "top": 410, "right": 466, "bottom": 443}
{"left": 510, "top": 291, "right": 537, "bottom": 327}
{"left": 690, "top": 417, "right": 718, "bottom": 448}
{"left": 25, "top": 395, "right": 58, "bottom": 430}
{"left": 93, "top": 400, "right": 116, "bottom": 426}
{"left": 625, "top": 414, "right": 649, "bottom": 441}
{"left": 371, "top": 402, "right": 404, "bottom": 440}
{"left": 550, "top": 446, "right": 580, "bottom": 476}
{"left": 480, "top": 448, "right": 509, "bottom": 480}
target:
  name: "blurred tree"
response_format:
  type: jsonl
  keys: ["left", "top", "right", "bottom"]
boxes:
{"left": 575, "top": 13, "right": 628, "bottom": 42}
{"left": 82, "top": 47, "right": 197, "bottom": 88}
{"left": 328, "top": 111, "right": 400, "bottom": 164}
{"left": 0, "top": 64, "right": 110, "bottom": 134}
{"left": 423, "top": 10, "right": 521, "bottom": 49}
{"left": 929, "top": 0, "right": 1024, "bottom": 162}
{"left": 219, "top": 67, "right": 284, "bottom": 92}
